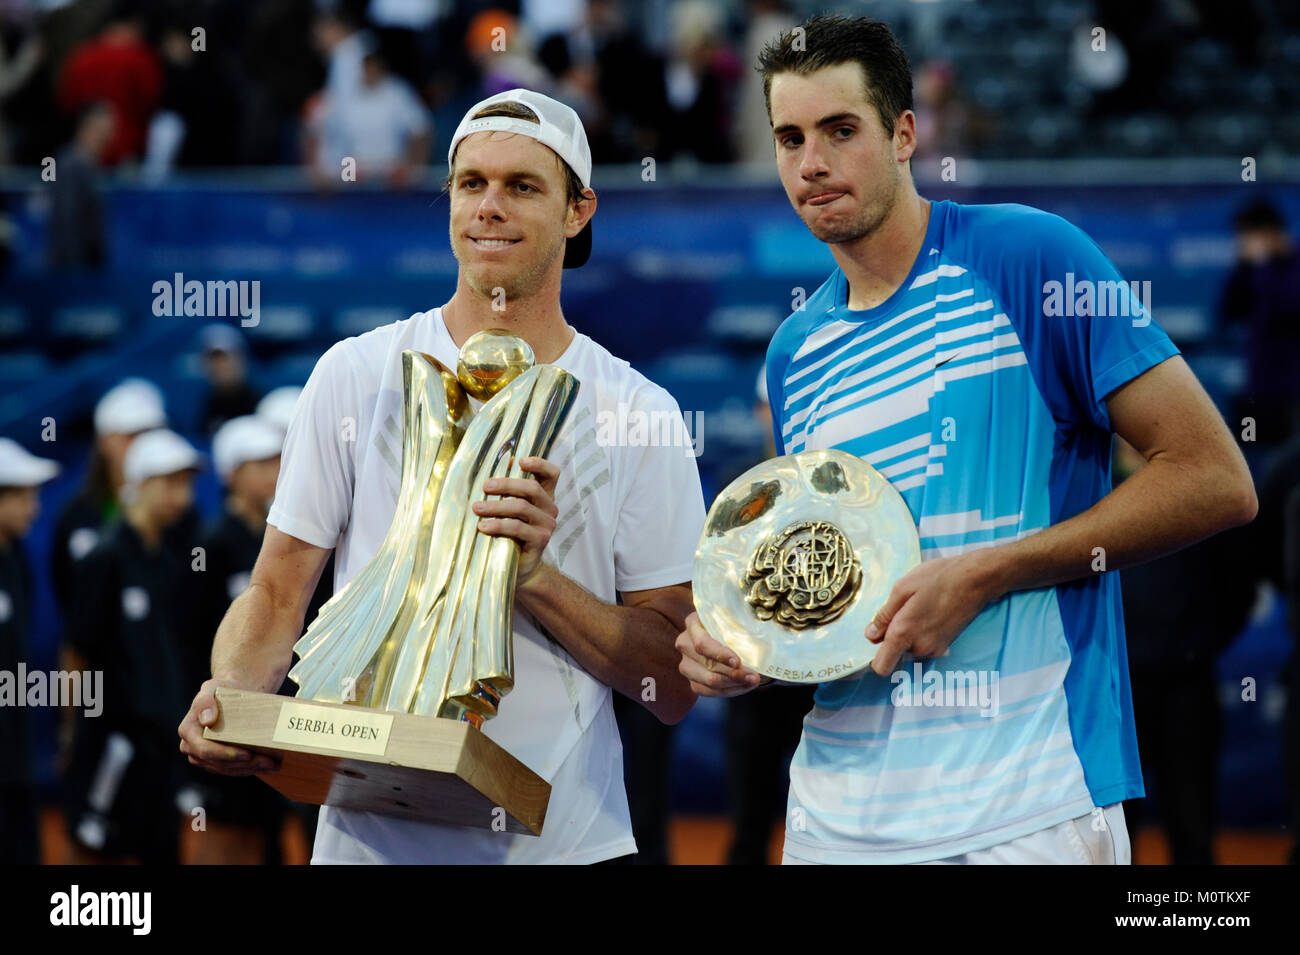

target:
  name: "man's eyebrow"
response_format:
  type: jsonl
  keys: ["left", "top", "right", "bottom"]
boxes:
{"left": 772, "top": 112, "right": 863, "bottom": 137}
{"left": 454, "top": 167, "right": 547, "bottom": 182}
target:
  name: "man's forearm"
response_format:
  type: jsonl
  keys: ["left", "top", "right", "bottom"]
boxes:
{"left": 209, "top": 581, "right": 304, "bottom": 692}
{"left": 515, "top": 564, "right": 695, "bottom": 723}
{"left": 979, "top": 451, "right": 1256, "bottom": 601}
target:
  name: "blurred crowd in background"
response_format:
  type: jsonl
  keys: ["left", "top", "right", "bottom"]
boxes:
{"left": 1, "top": 0, "right": 1299, "bottom": 865}
{"left": 2, "top": 0, "right": 1300, "bottom": 184}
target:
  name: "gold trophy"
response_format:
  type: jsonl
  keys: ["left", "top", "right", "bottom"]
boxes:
{"left": 204, "top": 330, "right": 579, "bottom": 836}
{"left": 693, "top": 450, "right": 921, "bottom": 683}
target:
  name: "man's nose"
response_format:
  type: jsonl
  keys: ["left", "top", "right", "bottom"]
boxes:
{"left": 800, "top": 136, "right": 830, "bottom": 180}
{"left": 476, "top": 184, "right": 508, "bottom": 220}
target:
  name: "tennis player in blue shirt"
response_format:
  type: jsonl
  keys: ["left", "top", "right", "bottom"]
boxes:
{"left": 677, "top": 15, "right": 1257, "bottom": 864}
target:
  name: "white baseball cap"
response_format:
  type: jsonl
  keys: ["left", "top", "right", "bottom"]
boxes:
{"left": 94, "top": 378, "right": 168, "bottom": 436}
{"left": 213, "top": 415, "right": 282, "bottom": 482}
{"left": 122, "top": 429, "right": 203, "bottom": 485}
{"left": 0, "top": 438, "right": 60, "bottom": 487}
{"left": 447, "top": 88, "right": 593, "bottom": 267}
{"left": 255, "top": 386, "right": 302, "bottom": 437}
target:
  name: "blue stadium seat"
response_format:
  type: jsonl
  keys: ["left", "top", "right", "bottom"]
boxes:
{"left": 705, "top": 304, "right": 784, "bottom": 349}
{"left": 259, "top": 351, "right": 324, "bottom": 391}
{"left": 0, "top": 353, "right": 53, "bottom": 422}
{"left": 332, "top": 306, "right": 410, "bottom": 339}
{"left": 639, "top": 351, "right": 757, "bottom": 415}
{"left": 0, "top": 305, "right": 31, "bottom": 345}
{"left": 1185, "top": 350, "right": 1247, "bottom": 409}
{"left": 244, "top": 304, "right": 318, "bottom": 353}
{"left": 49, "top": 304, "right": 124, "bottom": 354}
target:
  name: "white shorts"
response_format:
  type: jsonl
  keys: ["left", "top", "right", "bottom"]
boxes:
{"left": 782, "top": 802, "right": 1131, "bottom": 865}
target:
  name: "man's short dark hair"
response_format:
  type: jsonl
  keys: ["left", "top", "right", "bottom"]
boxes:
{"left": 1234, "top": 199, "right": 1286, "bottom": 233}
{"left": 757, "top": 15, "right": 913, "bottom": 136}
{"left": 445, "top": 101, "right": 585, "bottom": 205}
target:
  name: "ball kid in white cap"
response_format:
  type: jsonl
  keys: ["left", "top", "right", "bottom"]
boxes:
{"left": 0, "top": 438, "right": 60, "bottom": 547}
{"left": 119, "top": 429, "right": 203, "bottom": 542}
{"left": 212, "top": 415, "right": 282, "bottom": 527}
{"left": 0, "top": 438, "right": 60, "bottom": 862}
{"left": 52, "top": 377, "right": 172, "bottom": 604}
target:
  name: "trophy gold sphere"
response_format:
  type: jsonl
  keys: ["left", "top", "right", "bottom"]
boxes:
{"left": 457, "top": 329, "right": 536, "bottom": 400}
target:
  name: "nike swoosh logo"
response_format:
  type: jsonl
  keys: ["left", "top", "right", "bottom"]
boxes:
{"left": 935, "top": 351, "right": 963, "bottom": 369}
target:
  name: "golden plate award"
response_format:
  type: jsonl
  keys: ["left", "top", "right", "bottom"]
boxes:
{"left": 694, "top": 449, "right": 921, "bottom": 684}
{"left": 204, "top": 330, "right": 579, "bottom": 835}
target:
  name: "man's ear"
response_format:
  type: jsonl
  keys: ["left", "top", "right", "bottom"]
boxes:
{"left": 566, "top": 188, "right": 597, "bottom": 239}
{"left": 894, "top": 109, "right": 918, "bottom": 164}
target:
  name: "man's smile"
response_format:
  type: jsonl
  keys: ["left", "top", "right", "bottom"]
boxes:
{"left": 468, "top": 236, "right": 523, "bottom": 250}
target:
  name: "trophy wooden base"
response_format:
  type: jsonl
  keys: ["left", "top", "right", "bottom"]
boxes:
{"left": 202, "top": 688, "right": 549, "bottom": 836}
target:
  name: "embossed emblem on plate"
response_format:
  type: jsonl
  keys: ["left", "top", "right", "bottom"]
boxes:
{"left": 744, "top": 520, "right": 862, "bottom": 628}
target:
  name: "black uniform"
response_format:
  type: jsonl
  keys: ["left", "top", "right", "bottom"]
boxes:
{"left": 52, "top": 488, "right": 201, "bottom": 623}
{"left": 184, "top": 512, "right": 290, "bottom": 839}
{"left": 50, "top": 490, "right": 115, "bottom": 615}
{"left": 0, "top": 542, "right": 39, "bottom": 864}
{"left": 1257, "top": 439, "right": 1300, "bottom": 864}
{"left": 201, "top": 383, "right": 260, "bottom": 437}
{"left": 724, "top": 683, "right": 816, "bottom": 865}
{"left": 185, "top": 511, "right": 331, "bottom": 856}
{"left": 1120, "top": 523, "right": 1256, "bottom": 865}
{"left": 62, "top": 519, "right": 191, "bottom": 862}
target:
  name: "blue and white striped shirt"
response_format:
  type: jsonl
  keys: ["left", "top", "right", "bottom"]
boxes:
{"left": 767, "top": 200, "right": 1173, "bottom": 863}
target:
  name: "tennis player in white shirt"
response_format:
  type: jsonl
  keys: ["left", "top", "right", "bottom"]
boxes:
{"left": 179, "top": 89, "right": 706, "bottom": 864}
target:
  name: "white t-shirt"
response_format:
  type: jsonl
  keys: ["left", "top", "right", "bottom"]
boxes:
{"left": 266, "top": 307, "right": 706, "bottom": 863}
{"left": 319, "top": 76, "right": 430, "bottom": 177}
